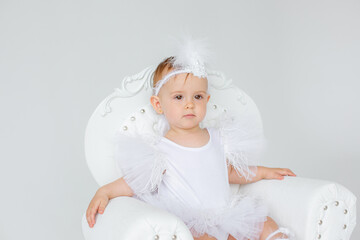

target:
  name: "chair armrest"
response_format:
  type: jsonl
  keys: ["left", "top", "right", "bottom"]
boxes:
{"left": 82, "top": 196, "right": 193, "bottom": 240}
{"left": 236, "top": 176, "right": 357, "bottom": 240}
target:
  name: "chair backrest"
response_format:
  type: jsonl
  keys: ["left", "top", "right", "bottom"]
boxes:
{"left": 85, "top": 66, "right": 264, "bottom": 186}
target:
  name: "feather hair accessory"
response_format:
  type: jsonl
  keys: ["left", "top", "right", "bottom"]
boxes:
{"left": 153, "top": 37, "right": 211, "bottom": 96}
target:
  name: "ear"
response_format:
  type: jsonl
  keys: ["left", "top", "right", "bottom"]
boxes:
{"left": 150, "top": 95, "right": 163, "bottom": 114}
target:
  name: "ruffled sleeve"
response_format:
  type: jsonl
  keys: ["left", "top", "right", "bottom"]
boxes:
{"left": 219, "top": 112, "right": 266, "bottom": 181}
{"left": 113, "top": 131, "right": 167, "bottom": 196}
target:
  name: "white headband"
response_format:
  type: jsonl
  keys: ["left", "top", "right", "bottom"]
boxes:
{"left": 153, "top": 37, "right": 210, "bottom": 96}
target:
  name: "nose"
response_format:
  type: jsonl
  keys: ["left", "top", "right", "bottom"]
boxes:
{"left": 185, "top": 101, "right": 194, "bottom": 109}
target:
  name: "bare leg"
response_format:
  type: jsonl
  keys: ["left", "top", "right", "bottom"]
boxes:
{"left": 194, "top": 233, "right": 242, "bottom": 240}
{"left": 260, "top": 217, "right": 289, "bottom": 240}
{"left": 227, "top": 216, "right": 290, "bottom": 240}
{"left": 195, "top": 216, "right": 289, "bottom": 240}
{"left": 227, "top": 234, "right": 237, "bottom": 240}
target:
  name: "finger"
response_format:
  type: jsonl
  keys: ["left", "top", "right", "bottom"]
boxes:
{"left": 275, "top": 169, "right": 288, "bottom": 176}
{"left": 86, "top": 213, "right": 91, "bottom": 227}
{"left": 92, "top": 205, "right": 99, "bottom": 225}
{"left": 279, "top": 169, "right": 293, "bottom": 176}
{"left": 91, "top": 202, "right": 100, "bottom": 226}
{"left": 282, "top": 168, "right": 296, "bottom": 176}
{"left": 98, "top": 200, "right": 107, "bottom": 214}
{"left": 269, "top": 172, "right": 282, "bottom": 180}
{"left": 89, "top": 208, "right": 95, "bottom": 227}
{"left": 287, "top": 169, "right": 296, "bottom": 176}
{"left": 276, "top": 174, "right": 284, "bottom": 180}
{"left": 86, "top": 205, "right": 93, "bottom": 227}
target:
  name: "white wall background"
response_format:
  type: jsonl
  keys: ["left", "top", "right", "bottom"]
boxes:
{"left": 0, "top": 0, "right": 358, "bottom": 239}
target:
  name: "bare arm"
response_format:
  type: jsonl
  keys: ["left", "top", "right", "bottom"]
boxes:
{"left": 228, "top": 165, "right": 265, "bottom": 184}
{"left": 101, "top": 177, "right": 133, "bottom": 199}
{"left": 86, "top": 177, "right": 133, "bottom": 228}
{"left": 228, "top": 165, "right": 296, "bottom": 184}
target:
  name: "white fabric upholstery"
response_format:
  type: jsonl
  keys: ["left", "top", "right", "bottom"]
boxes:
{"left": 82, "top": 67, "right": 357, "bottom": 239}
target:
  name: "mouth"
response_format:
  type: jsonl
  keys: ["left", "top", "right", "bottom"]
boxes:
{"left": 184, "top": 114, "right": 196, "bottom": 118}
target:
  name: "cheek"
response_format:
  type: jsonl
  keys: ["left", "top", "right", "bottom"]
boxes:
{"left": 197, "top": 102, "right": 208, "bottom": 114}
{"left": 164, "top": 105, "right": 180, "bottom": 119}
{"left": 164, "top": 100, "right": 182, "bottom": 111}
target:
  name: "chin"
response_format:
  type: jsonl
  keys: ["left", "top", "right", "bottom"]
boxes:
{"left": 182, "top": 123, "right": 201, "bottom": 129}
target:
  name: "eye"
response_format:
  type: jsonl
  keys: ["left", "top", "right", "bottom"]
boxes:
{"left": 194, "top": 95, "right": 203, "bottom": 100}
{"left": 174, "top": 95, "right": 183, "bottom": 100}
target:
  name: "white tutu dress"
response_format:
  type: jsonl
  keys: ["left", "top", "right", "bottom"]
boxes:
{"left": 113, "top": 108, "right": 273, "bottom": 240}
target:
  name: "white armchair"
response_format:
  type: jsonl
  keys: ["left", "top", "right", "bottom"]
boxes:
{"left": 82, "top": 67, "right": 357, "bottom": 240}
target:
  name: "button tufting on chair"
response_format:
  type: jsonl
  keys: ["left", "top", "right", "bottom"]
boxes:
{"left": 140, "top": 109, "right": 145, "bottom": 113}
{"left": 172, "top": 234, "right": 177, "bottom": 239}
{"left": 317, "top": 234, "right": 321, "bottom": 239}
{"left": 344, "top": 209, "right": 348, "bottom": 214}
{"left": 213, "top": 104, "right": 217, "bottom": 109}
{"left": 323, "top": 205, "right": 328, "bottom": 210}
{"left": 344, "top": 224, "right": 347, "bottom": 229}
{"left": 154, "top": 234, "right": 159, "bottom": 240}
{"left": 318, "top": 220, "right": 323, "bottom": 225}
{"left": 123, "top": 126, "right": 128, "bottom": 131}
{"left": 335, "top": 201, "right": 339, "bottom": 206}
{"left": 130, "top": 116, "right": 136, "bottom": 121}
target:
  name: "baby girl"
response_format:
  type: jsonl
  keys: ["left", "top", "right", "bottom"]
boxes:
{"left": 86, "top": 39, "right": 296, "bottom": 240}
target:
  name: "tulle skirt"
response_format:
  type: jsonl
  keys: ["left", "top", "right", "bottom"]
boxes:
{"left": 139, "top": 193, "right": 268, "bottom": 240}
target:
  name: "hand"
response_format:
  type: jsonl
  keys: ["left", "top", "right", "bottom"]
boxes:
{"left": 260, "top": 166, "right": 296, "bottom": 180}
{"left": 86, "top": 188, "right": 110, "bottom": 228}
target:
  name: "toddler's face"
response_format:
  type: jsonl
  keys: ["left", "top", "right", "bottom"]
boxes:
{"left": 151, "top": 73, "right": 210, "bottom": 131}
